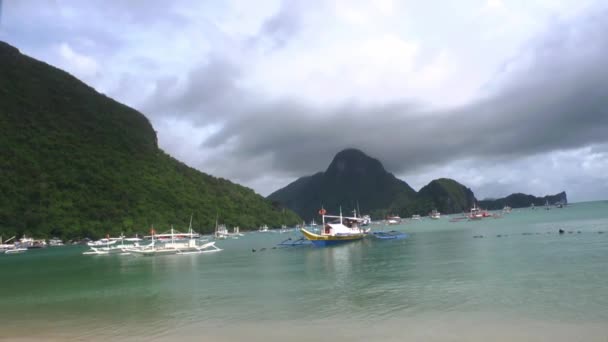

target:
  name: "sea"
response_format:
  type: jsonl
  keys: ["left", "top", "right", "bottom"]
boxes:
{"left": 1, "top": 201, "right": 607, "bottom": 341}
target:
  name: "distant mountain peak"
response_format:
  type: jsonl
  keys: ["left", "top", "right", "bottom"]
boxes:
{"left": 268, "top": 148, "right": 415, "bottom": 220}
{"left": 326, "top": 148, "right": 385, "bottom": 175}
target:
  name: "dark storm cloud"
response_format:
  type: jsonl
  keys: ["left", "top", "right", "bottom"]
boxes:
{"left": 144, "top": 5, "right": 608, "bottom": 182}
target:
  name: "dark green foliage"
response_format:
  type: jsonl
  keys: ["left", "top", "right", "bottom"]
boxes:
{"left": 0, "top": 41, "right": 300, "bottom": 240}
{"left": 267, "top": 148, "right": 417, "bottom": 221}
{"left": 479, "top": 191, "right": 567, "bottom": 210}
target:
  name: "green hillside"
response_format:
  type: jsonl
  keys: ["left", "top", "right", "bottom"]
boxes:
{"left": 479, "top": 191, "right": 568, "bottom": 210}
{"left": 0, "top": 41, "right": 300, "bottom": 240}
{"left": 387, "top": 178, "right": 476, "bottom": 217}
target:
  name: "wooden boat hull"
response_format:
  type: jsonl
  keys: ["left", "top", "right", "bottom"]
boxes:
{"left": 301, "top": 229, "right": 364, "bottom": 247}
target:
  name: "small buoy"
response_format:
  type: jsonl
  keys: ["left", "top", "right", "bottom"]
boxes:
{"left": 599, "top": 231, "right": 605, "bottom": 234}
{"left": 496, "top": 234, "right": 502, "bottom": 238}
{"left": 252, "top": 248, "right": 256, "bottom": 252}
{"left": 577, "top": 231, "right": 581, "bottom": 234}
{"left": 559, "top": 229, "right": 565, "bottom": 234}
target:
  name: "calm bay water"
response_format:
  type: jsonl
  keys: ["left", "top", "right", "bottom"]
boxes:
{"left": 1, "top": 201, "right": 608, "bottom": 341}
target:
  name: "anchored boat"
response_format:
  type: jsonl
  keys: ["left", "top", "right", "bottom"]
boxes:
{"left": 300, "top": 208, "right": 369, "bottom": 247}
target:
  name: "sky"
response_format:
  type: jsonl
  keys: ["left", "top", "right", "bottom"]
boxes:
{"left": 1, "top": 0, "right": 608, "bottom": 202}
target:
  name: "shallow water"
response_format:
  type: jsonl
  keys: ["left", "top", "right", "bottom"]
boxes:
{"left": 1, "top": 201, "right": 608, "bottom": 341}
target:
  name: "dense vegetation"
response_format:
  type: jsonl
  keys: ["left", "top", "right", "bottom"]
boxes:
{"left": 479, "top": 191, "right": 568, "bottom": 210}
{"left": 388, "top": 178, "right": 476, "bottom": 217}
{"left": 0, "top": 41, "right": 300, "bottom": 240}
{"left": 267, "top": 149, "right": 417, "bottom": 221}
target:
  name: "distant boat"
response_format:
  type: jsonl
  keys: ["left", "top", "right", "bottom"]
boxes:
{"left": 4, "top": 248, "right": 27, "bottom": 254}
{"left": 531, "top": 203, "right": 536, "bottom": 210}
{"left": 258, "top": 224, "right": 269, "bottom": 232}
{"left": 411, "top": 214, "right": 422, "bottom": 220}
{"left": 502, "top": 205, "right": 512, "bottom": 214}
{"left": 301, "top": 208, "right": 369, "bottom": 247}
{"left": 125, "top": 225, "right": 220, "bottom": 256}
{"left": 468, "top": 204, "right": 484, "bottom": 220}
{"left": 429, "top": 209, "right": 441, "bottom": 219}
{"left": 545, "top": 200, "right": 551, "bottom": 210}
{"left": 48, "top": 238, "right": 64, "bottom": 247}
{"left": 386, "top": 215, "right": 401, "bottom": 225}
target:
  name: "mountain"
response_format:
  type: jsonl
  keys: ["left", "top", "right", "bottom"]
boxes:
{"left": 413, "top": 178, "right": 476, "bottom": 215}
{"left": 267, "top": 148, "right": 416, "bottom": 221}
{"left": 478, "top": 191, "right": 568, "bottom": 210}
{"left": 0, "top": 41, "right": 300, "bottom": 240}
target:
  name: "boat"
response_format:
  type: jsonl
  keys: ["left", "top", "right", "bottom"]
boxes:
{"left": 125, "top": 218, "right": 220, "bottom": 256}
{"left": 386, "top": 215, "right": 401, "bottom": 225}
{"left": 214, "top": 224, "right": 229, "bottom": 239}
{"left": 231, "top": 226, "right": 244, "bottom": 238}
{"left": 544, "top": 200, "right": 551, "bottom": 210}
{"left": 87, "top": 238, "right": 118, "bottom": 247}
{"left": 531, "top": 203, "right": 536, "bottom": 210}
{"left": 48, "top": 238, "right": 64, "bottom": 246}
{"left": 468, "top": 204, "right": 484, "bottom": 220}
{"left": 83, "top": 234, "right": 142, "bottom": 255}
{"left": 429, "top": 209, "right": 441, "bottom": 219}
{"left": 300, "top": 208, "right": 369, "bottom": 247}
{"left": 258, "top": 224, "right": 269, "bottom": 232}
{"left": 411, "top": 214, "right": 422, "bottom": 220}
{"left": 18, "top": 235, "right": 46, "bottom": 249}
{"left": 502, "top": 205, "right": 512, "bottom": 214}
{"left": 5, "top": 248, "right": 28, "bottom": 254}
{"left": 279, "top": 225, "right": 288, "bottom": 233}
{"left": 0, "top": 236, "right": 16, "bottom": 252}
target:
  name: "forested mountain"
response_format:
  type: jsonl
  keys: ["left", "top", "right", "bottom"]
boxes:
{"left": 479, "top": 191, "right": 568, "bottom": 210}
{"left": 267, "top": 149, "right": 416, "bottom": 221}
{"left": 0, "top": 41, "right": 300, "bottom": 240}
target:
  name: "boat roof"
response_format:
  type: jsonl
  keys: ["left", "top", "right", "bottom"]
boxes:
{"left": 323, "top": 214, "right": 366, "bottom": 222}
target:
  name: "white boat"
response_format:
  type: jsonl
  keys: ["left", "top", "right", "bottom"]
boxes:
{"left": 215, "top": 224, "right": 229, "bottom": 240}
{"left": 82, "top": 247, "right": 110, "bottom": 255}
{"left": 468, "top": 204, "right": 484, "bottom": 220}
{"left": 412, "top": 214, "right": 422, "bottom": 220}
{"left": 0, "top": 236, "right": 16, "bottom": 252}
{"left": 231, "top": 226, "right": 244, "bottom": 238}
{"left": 280, "top": 225, "right": 288, "bottom": 233}
{"left": 49, "top": 238, "right": 64, "bottom": 246}
{"left": 87, "top": 238, "right": 118, "bottom": 247}
{"left": 502, "top": 206, "right": 512, "bottom": 214}
{"left": 258, "top": 225, "right": 269, "bottom": 232}
{"left": 429, "top": 210, "right": 441, "bottom": 219}
{"left": 385, "top": 216, "right": 401, "bottom": 225}
{"left": 5, "top": 248, "right": 28, "bottom": 254}
{"left": 125, "top": 217, "right": 220, "bottom": 256}
{"left": 83, "top": 234, "right": 142, "bottom": 255}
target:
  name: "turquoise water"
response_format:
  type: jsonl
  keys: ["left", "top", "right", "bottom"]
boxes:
{"left": 1, "top": 201, "right": 608, "bottom": 341}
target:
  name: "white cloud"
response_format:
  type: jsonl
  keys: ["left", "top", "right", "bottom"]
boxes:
{"left": 57, "top": 42, "right": 99, "bottom": 78}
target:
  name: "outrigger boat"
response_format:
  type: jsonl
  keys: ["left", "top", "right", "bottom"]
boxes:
{"left": 125, "top": 217, "right": 221, "bottom": 256}
{"left": 300, "top": 208, "right": 369, "bottom": 247}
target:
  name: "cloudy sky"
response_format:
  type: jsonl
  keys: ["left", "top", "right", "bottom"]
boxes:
{"left": 2, "top": 0, "right": 608, "bottom": 202}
